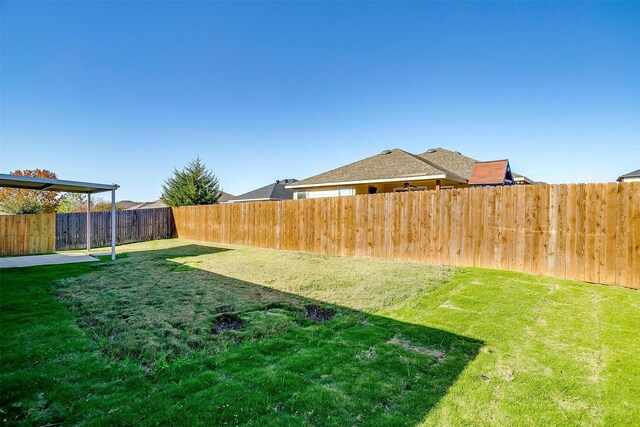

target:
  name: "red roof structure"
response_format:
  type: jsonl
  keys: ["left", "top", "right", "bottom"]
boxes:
{"left": 468, "top": 160, "right": 514, "bottom": 186}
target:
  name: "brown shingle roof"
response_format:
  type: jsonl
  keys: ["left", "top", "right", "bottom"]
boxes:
{"left": 418, "top": 147, "right": 478, "bottom": 180}
{"left": 289, "top": 149, "right": 464, "bottom": 187}
{"left": 468, "top": 160, "right": 510, "bottom": 185}
{"left": 420, "top": 147, "right": 532, "bottom": 182}
{"left": 290, "top": 146, "right": 535, "bottom": 188}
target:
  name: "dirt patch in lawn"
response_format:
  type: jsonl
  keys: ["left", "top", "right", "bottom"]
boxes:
{"left": 304, "top": 304, "right": 335, "bottom": 322}
{"left": 211, "top": 314, "right": 244, "bottom": 334}
{"left": 387, "top": 335, "right": 446, "bottom": 362}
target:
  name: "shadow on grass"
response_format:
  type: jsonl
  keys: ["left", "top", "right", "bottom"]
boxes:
{"left": 1, "top": 243, "right": 482, "bottom": 425}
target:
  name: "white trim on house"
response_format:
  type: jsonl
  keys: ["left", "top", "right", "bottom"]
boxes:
{"left": 293, "top": 187, "right": 356, "bottom": 199}
{"left": 513, "top": 176, "right": 534, "bottom": 185}
{"left": 619, "top": 176, "right": 640, "bottom": 183}
{"left": 226, "top": 197, "right": 276, "bottom": 203}
{"left": 285, "top": 174, "right": 465, "bottom": 189}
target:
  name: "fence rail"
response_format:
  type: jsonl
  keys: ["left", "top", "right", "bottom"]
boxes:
{"left": 55, "top": 207, "right": 174, "bottom": 250}
{"left": 173, "top": 183, "right": 640, "bottom": 289}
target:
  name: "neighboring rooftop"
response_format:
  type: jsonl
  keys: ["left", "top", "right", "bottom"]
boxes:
{"left": 288, "top": 147, "right": 534, "bottom": 188}
{"left": 617, "top": 169, "right": 640, "bottom": 182}
{"left": 126, "top": 200, "right": 168, "bottom": 210}
{"left": 217, "top": 191, "right": 235, "bottom": 203}
{"left": 288, "top": 149, "right": 465, "bottom": 188}
{"left": 419, "top": 147, "right": 532, "bottom": 183}
{"left": 229, "top": 179, "right": 298, "bottom": 203}
{"left": 124, "top": 191, "right": 234, "bottom": 209}
{"left": 468, "top": 160, "right": 514, "bottom": 186}
{"left": 117, "top": 200, "right": 141, "bottom": 210}
{"left": 418, "top": 147, "right": 478, "bottom": 181}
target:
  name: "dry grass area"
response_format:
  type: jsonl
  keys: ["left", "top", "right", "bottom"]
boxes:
{"left": 54, "top": 241, "right": 453, "bottom": 367}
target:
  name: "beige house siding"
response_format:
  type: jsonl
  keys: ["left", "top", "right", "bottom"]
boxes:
{"left": 292, "top": 178, "right": 465, "bottom": 199}
{"left": 293, "top": 187, "right": 356, "bottom": 199}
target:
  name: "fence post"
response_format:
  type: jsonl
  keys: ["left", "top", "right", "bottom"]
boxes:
{"left": 111, "top": 189, "right": 116, "bottom": 260}
{"left": 86, "top": 193, "right": 91, "bottom": 252}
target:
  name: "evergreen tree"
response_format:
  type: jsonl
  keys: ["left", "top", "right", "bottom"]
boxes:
{"left": 161, "top": 157, "right": 221, "bottom": 206}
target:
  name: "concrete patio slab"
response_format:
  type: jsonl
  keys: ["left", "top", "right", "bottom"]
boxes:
{"left": 0, "top": 253, "right": 99, "bottom": 269}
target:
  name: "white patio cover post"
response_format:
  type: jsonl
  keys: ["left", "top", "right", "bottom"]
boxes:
{"left": 86, "top": 193, "right": 91, "bottom": 253}
{"left": 111, "top": 189, "right": 116, "bottom": 260}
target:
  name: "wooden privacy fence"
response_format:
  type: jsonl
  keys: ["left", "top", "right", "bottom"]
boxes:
{"left": 0, "top": 208, "right": 174, "bottom": 255}
{"left": 56, "top": 207, "right": 174, "bottom": 250}
{"left": 0, "top": 213, "right": 56, "bottom": 256}
{"left": 173, "top": 183, "right": 640, "bottom": 289}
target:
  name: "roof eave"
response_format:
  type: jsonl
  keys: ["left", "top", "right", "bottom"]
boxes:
{"left": 286, "top": 174, "right": 466, "bottom": 189}
{"left": 513, "top": 175, "right": 534, "bottom": 185}
{"left": 227, "top": 197, "right": 279, "bottom": 203}
{"left": 469, "top": 181, "right": 506, "bottom": 186}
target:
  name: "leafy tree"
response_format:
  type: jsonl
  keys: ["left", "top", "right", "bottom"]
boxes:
{"left": 93, "top": 198, "right": 123, "bottom": 211}
{"left": 161, "top": 157, "right": 222, "bottom": 206}
{"left": 57, "top": 193, "right": 87, "bottom": 213}
{"left": 58, "top": 194, "right": 125, "bottom": 213}
{"left": 1, "top": 198, "right": 42, "bottom": 214}
{"left": 0, "top": 169, "right": 61, "bottom": 214}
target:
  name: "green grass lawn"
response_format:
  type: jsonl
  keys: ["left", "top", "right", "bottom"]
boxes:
{"left": 1, "top": 239, "right": 639, "bottom": 426}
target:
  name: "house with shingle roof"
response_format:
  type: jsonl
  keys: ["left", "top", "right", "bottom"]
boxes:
{"left": 216, "top": 192, "right": 236, "bottom": 203}
{"left": 117, "top": 200, "right": 143, "bottom": 210}
{"left": 617, "top": 169, "right": 640, "bottom": 183}
{"left": 126, "top": 199, "right": 169, "bottom": 210}
{"left": 228, "top": 179, "right": 297, "bottom": 203}
{"left": 124, "top": 191, "right": 235, "bottom": 209}
{"left": 286, "top": 147, "right": 534, "bottom": 199}
{"left": 418, "top": 147, "right": 532, "bottom": 185}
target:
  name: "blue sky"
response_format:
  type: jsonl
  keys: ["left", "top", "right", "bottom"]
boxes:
{"left": 1, "top": 1, "right": 638, "bottom": 201}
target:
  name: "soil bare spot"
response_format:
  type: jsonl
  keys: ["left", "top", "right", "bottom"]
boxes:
{"left": 212, "top": 314, "right": 244, "bottom": 334}
{"left": 305, "top": 305, "right": 335, "bottom": 322}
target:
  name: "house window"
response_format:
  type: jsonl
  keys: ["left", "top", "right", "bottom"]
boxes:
{"left": 368, "top": 186, "right": 377, "bottom": 194}
{"left": 296, "top": 191, "right": 307, "bottom": 200}
{"left": 338, "top": 188, "right": 355, "bottom": 196}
